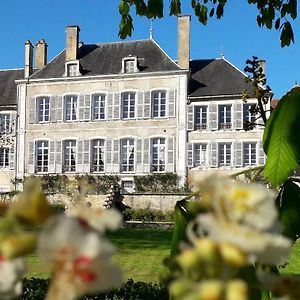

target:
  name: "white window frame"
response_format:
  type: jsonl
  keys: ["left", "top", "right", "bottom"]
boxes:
{"left": 65, "top": 95, "right": 78, "bottom": 121}
{"left": 194, "top": 105, "right": 208, "bottom": 130}
{"left": 152, "top": 90, "right": 167, "bottom": 118}
{"left": 218, "top": 104, "right": 232, "bottom": 129}
{"left": 37, "top": 97, "right": 50, "bottom": 123}
{"left": 218, "top": 142, "right": 232, "bottom": 167}
{"left": 64, "top": 60, "right": 81, "bottom": 77}
{"left": 122, "top": 92, "right": 136, "bottom": 119}
{"left": 36, "top": 140, "right": 49, "bottom": 173}
{"left": 243, "top": 142, "right": 257, "bottom": 166}
{"left": 0, "top": 114, "right": 11, "bottom": 134}
{"left": 0, "top": 148, "right": 9, "bottom": 168}
{"left": 91, "top": 139, "right": 105, "bottom": 172}
{"left": 92, "top": 94, "right": 106, "bottom": 120}
{"left": 194, "top": 143, "right": 208, "bottom": 167}
{"left": 122, "top": 56, "right": 138, "bottom": 73}
{"left": 63, "top": 140, "right": 76, "bottom": 172}
{"left": 121, "top": 139, "right": 135, "bottom": 172}
{"left": 151, "top": 137, "right": 166, "bottom": 172}
{"left": 243, "top": 103, "right": 256, "bottom": 125}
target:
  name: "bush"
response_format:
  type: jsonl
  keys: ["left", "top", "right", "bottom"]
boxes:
{"left": 123, "top": 208, "right": 174, "bottom": 222}
{"left": 21, "top": 278, "right": 168, "bottom": 300}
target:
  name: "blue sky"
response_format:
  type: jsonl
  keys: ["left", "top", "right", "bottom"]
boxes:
{"left": 1, "top": 0, "right": 299, "bottom": 98}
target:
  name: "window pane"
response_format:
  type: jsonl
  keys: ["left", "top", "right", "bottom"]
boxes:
{"left": 63, "top": 140, "right": 76, "bottom": 172}
{"left": 218, "top": 105, "right": 232, "bottom": 129}
{"left": 243, "top": 142, "right": 257, "bottom": 166}
{"left": 0, "top": 114, "right": 11, "bottom": 134}
{"left": 92, "top": 139, "right": 105, "bottom": 172}
{"left": 194, "top": 143, "right": 207, "bottom": 166}
{"left": 37, "top": 97, "right": 50, "bottom": 122}
{"left": 152, "top": 91, "right": 166, "bottom": 118}
{"left": 151, "top": 138, "right": 166, "bottom": 172}
{"left": 122, "top": 93, "right": 135, "bottom": 119}
{"left": 65, "top": 96, "right": 78, "bottom": 121}
{"left": 121, "top": 139, "right": 135, "bottom": 172}
{"left": 36, "top": 141, "right": 49, "bottom": 172}
{"left": 194, "top": 106, "right": 207, "bottom": 130}
{"left": 93, "top": 94, "right": 106, "bottom": 120}
{"left": 0, "top": 148, "right": 9, "bottom": 168}
{"left": 218, "top": 143, "right": 231, "bottom": 166}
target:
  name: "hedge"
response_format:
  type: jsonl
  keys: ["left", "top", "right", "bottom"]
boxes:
{"left": 122, "top": 208, "right": 174, "bottom": 222}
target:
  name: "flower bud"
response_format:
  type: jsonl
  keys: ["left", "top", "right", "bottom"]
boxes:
{"left": 194, "top": 238, "right": 220, "bottom": 261}
{"left": 169, "top": 279, "right": 194, "bottom": 299}
{"left": 177, "top": 248, "right": 200, "bottom": 270}
{"left": 225, "top": 280, "right": 248, "bottom": 300}
{"left": 197, "top": 280, "right": 224, "bottom": 300}
{"left": 219, "top": 242, "right": 247, "bottom": 267}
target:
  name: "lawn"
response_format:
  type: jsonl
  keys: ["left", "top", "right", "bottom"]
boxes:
{"left": 26, "top": 227, "right": 173, "bottom": 283}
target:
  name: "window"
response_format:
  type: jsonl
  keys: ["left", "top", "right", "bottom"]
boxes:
{"left": 122, "top": 92, "right": 135, "bottom": 119}
{"left": 243, "top": 103, "right": 256, "bottom": 124}
{"left": 63, "top": 140, "right": 76, "bottom": 172}
{"left": 219, "top": 104, "right": 232, "bottom": 129}
{"left": 152, "top": 91, "right": 166, "bottom": 118}
{"left": 121, "top": 139, "right": 135, "bottom": 172}
{"left": 122, "top": 181, "right": 134, "bottom": 193}
{"left": 194, "top": 143, "right": 208, "bottom": 167}
{"left": 92, "top": 94, "right": 106, "bottom": 120}
{"left": 124, "top": 59, "right": 135, "bottom": 73}
{"left": 36, "top": 141, "right": 49, "bottom": 173}
{"left": 37, "top": 97, "right": 50, "bottom": 122}
{"left": 0, "top": 114, "right": 11, "bottom": 134}
{"left": 194, "top": 106, "right": 208, "bottom": 130}
{"left": 243, "top": 142, "right": 257, "bottom": 166}
{"left": 151, "top": 138, "right": 166, "bottom": 172}
{"left": 65, "top": 95, "right": 78, "bottom": 121}
{"left": 92, "top": 139, "right": 105, "bottom": 172}
{"left": 218, "top": 143, "right": 231, "bottom": 166}
{"left": 67, "top": 63, "right": 77, "bottom": 76}
{"left": 0, "top": 148, "right": 9, "bottom": 168}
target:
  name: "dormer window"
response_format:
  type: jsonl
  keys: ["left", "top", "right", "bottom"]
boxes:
{"left": 122, "top": 56, "right": 138, "bottom": 73}
{"left": 64, "top": 60, "right": 81, "bottom": 77}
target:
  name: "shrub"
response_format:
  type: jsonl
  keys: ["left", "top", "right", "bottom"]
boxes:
{"left": 123, "top": 208, "right": 174, "bottom": 222}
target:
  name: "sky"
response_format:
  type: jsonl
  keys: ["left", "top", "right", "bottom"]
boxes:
{"left": 1, "top": 0, "right": 299, "bottom": 99}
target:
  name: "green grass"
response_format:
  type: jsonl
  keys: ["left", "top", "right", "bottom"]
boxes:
{"left": 26, "top": 228, "right": 172, "bottom": 283}
{"left": 280, "top": 238, "right": 300, "bottom": 275}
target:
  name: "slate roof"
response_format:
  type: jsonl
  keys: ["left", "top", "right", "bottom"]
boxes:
{"left": 31, "top": 39, "right": 180, "bottom": 79}
{"left": 0, "top": 69, "right": 24, "bottom": 109}
{"left": 189, "top": 58, "right": 254, "bottom": 98}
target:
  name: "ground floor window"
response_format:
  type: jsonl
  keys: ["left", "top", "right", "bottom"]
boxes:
{"left": 194, "top": 143, "right": 208, "bottom": 167}
{"left": 243, "top": 142, "right": 257, "bottom": 166}
{"left": 218, "top": 143, "right": 231, "bottom": 166}
{"left": 92, "top": 139, "right": 105, "bottom": 172}
{"left": 36, "top": 141, "right": 49, "bottom": 173}
{"left": 0, "top": 148, "right": 9, "bottom": 168}
{"left": 121, "top": 139, "right": 135, "bottom": 172}
{"left": 63, "top": 140, "right": 76, "bottom": 172}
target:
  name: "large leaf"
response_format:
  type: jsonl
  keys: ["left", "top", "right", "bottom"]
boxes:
{"left": 263, "top": 87, "right": 300, "bottom": 187}
{"left": 276, "top": 180, "right": 300, "bottom": 240}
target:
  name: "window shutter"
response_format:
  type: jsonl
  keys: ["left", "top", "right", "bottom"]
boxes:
{"left": 136, "top": 139, "right": 142, "bottom": 172}
{"left": 56, "top": 96, "right": 63, "bottom": 122}
{"left": 144, "top": 92, "right": 151, "bottom": 119}
{"left": 168, "top": 90, "right": 176, "bottom": 118}
{"left": 55, "top": 141, "right": 62, "bottom": 173}
{"left": 49, "top": 96, "right": 57, "bottom": 123}
{"left": 49, "top": 141, "right": 56, "bottom": 173}
{"left": 137, "top": 92, "right": 144, "bottom": 119}
{"left": 112, "top": 139, "right": 120, "bottom": 173}
{"left": 234, "top": 103, "right": 243, "bottom": 129}
{"left": 258, "top": 140, "right": 265, "bottom": 165}
{"left": 211, "top": 141, "right": 218, "bottom": 167}
{"left": 107, "top": 94, "right": 113, "bottom": 120}
{"left": 187, "top": 105, "right": 194, "bottom": 131}
{"left": 235, "top": 141, "right": 243, "bottom": 167}
{"left": 84, "top": 94, "right": 91, "bottom": 121}
{"left": 113, "top": 93, "right": 120, "bottom": 119}
{"left": 79, "top": 94, "right": 85, "bottom": 121}
{"left": 166, "top": 137, "right": 174, "bottom": 172}
{"left": 143, "top": 138, "right": 150, "bottom": 172}
{"left": 29, "top": 97, "right": 36, "bottom": 124}
{"left": 11, "top": 113, "right": 16, "bottom": 135}
{"left": 83, "top": 140, "right": 90, "bottom": 173}
{"left": 106, "top": 139, "right": 113, "bottom": 172}
{"left": 209, "top": 104, "right": 218, "bottom": 130}
{"left": 28, "top": 141, "right": 35, "bottom": 174}
{"left": 187, "top": 143, "right": 194, "bottom": 167}
{"left": 9, "top": 147, "right": 15, "bottom": 170}
{"left": 77, "top": 140, "right": 84, "bottom": 173}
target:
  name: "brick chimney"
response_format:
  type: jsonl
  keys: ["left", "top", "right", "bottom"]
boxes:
{"left": 177, "top": 15, "right": 191, "bottom": 70}
{"left": 24, "top": 40, "right": 33, "bottom": 78}
{"left": 66, "top": 25, "right": 80, "bottom": 61}
{"left": 35, "top": 39, "right": 48, "bottom": 70}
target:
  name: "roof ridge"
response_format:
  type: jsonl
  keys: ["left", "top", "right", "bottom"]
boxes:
{"left": 0, "top": 68, "right": 23, "bottom": 72}
{"left": 94, "top": 39, "right": 152, "bottom": 46}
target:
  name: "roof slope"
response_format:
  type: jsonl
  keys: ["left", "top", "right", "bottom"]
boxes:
{"left": 0, "top": 69, "right": 24, "bottom": 108}
{"left": 189, "top": 58, "right": 254, "bottom": 97}
{"left": 31, "top": 39, "right": 180, "bottom": 79}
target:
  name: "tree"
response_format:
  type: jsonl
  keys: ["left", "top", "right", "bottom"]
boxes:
{"left": 118, "top": 0, "right": 297, "bottom": 47}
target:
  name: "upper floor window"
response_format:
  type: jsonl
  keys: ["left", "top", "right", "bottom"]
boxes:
{"left": 194, "top": 143, "right": 208, "bottom": 167}
{"left": 0, "top": 148, "right": 9, "bottom": 168}
{"left": 124, "top": 59, "right": 136, "bottom": 73}
{"left": 63, "top": 140, "right": 76, "bottom": 172}
{"left": 243, "top": 142, "right": 257, "bottom": 166}
{"left": 194, "top": 106, "right": 208, "bottom": 130}
{"left": 152, "top": 91, "right": 166, "bottom": 118}
{"left": 92, "top": 94, "right": 106, "bottom": 120}
{"left": 218, "top": 143, "right": 231, "bottom": 166}
{"left": 122, "top": 92, "right": 135, "bottom": 119}
{"left": 92, "top": 139, "right": 105, "bottom": 172}
{"left": 0, "top": 114, "right": 10, "bottom": 134}
{"left": 65, "top": 95, "right": 78, "bottom": 121}
{"left": 67, "top": 63, "right": 77, "bottom": 77}
{"left": 243, "top": 103, "right": 256, "bottom": 125}
{"left": 37, "top": 97, "right": 50, "bottom": 123}
{"left": 36, "top": 141, "right": 49, "bottom": 173}
{"left": 151, "top": 138, "right": 166, "bottom": 172}
{"left": 218, "top": 104, "right": 232, "bottom": 129}
{"left": 121, "top": 139, "right": 134, "bottom": 172}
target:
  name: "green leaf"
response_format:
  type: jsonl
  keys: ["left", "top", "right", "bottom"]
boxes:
{"left": 276, "top": 180, "right": 300, "bottom": 240}
{"left": 263, "top": 87, "right": 300, "bottom": 186}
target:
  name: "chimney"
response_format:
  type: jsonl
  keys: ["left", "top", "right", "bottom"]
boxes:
{"left": 177, "top": 15, "right": 191, "bottom": 70}
{"left": 66, "top": 25, "right": 80, "bottom": 61}
{"left": 35, "top": 39, "right": 48, "bottom": 70}
{"left": 258, "top": 59, "right": 266, "bottom": 76}
{"left": 24, "top": 40, "right": 33, "bottom": 78}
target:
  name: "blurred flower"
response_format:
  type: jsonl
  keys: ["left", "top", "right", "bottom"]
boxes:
{"left": 38, "top": 215, "right": 122, "bottom": 299}
{"left": 0, "top": 256, "right": 25, "bottom": 300}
